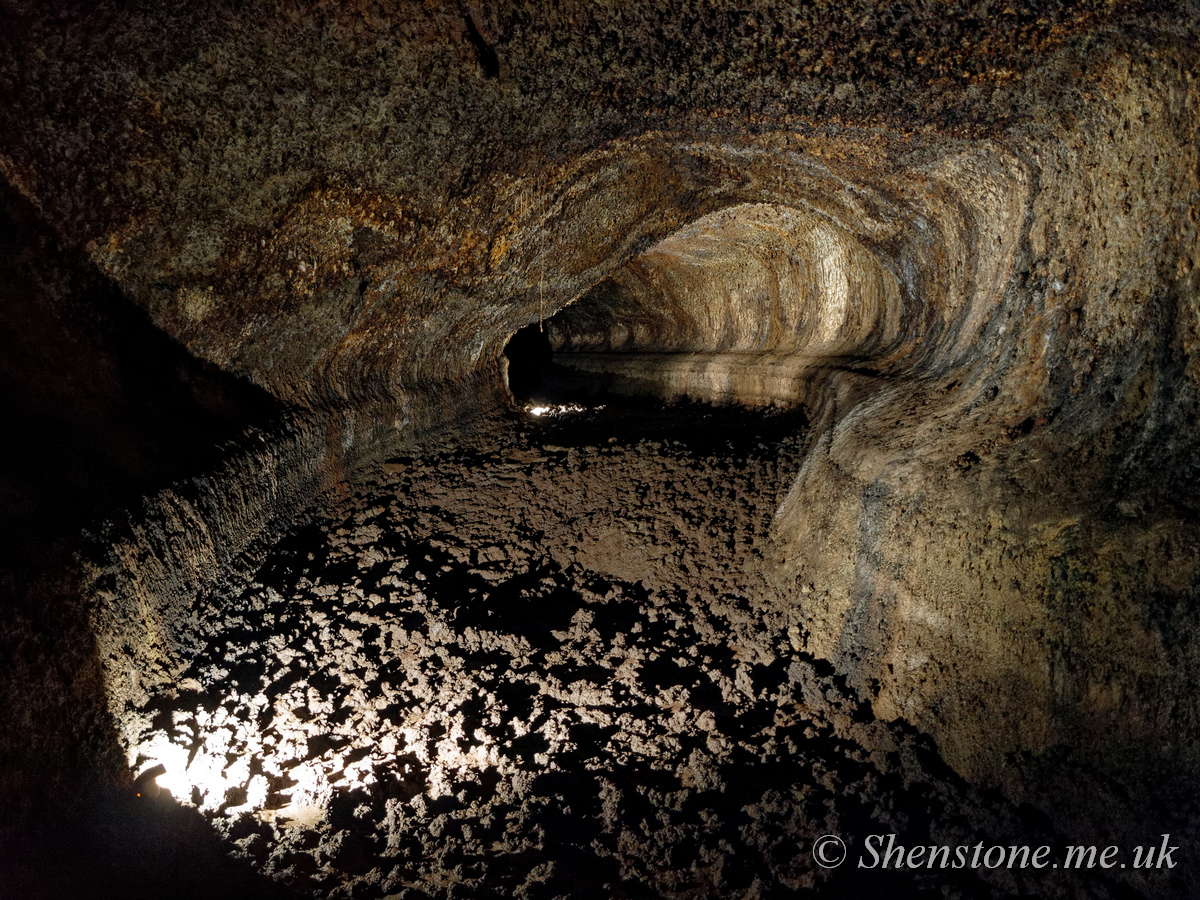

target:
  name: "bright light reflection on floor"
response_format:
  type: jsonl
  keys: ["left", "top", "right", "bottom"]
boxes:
{"left": 135, "top": 731, "right": 340, "bottom": 819}
{"left": 525, "top": 403, "right": 596, "bottom": 417}
{"left": 132, "top": 698, "right": 490, "bottom": 825}
{"left": 135, "top": 735, "right": 228, "bottom": 809}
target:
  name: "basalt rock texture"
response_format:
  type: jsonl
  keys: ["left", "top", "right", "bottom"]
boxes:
{"left": 2, "top": 0, "right": 1200, "bottom": 897}
{"left": 107, "top": 408, "right": 1177, "bottom": 899}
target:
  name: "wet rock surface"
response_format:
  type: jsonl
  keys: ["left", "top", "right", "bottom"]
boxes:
{"left": 125, "top": 405, "right": 1181, "bottom": 899}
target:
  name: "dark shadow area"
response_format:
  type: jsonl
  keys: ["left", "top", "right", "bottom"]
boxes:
{"left": 0, "top": 180, "right": 293, "bottom": 898}
{"left": 463, "top": 13, "right": 500, "bottom": 79}
{"left": 504, "top": 321, "right": 652, "bottom": 408}
{"left": 0, "top": 180, "right": 282, "bottom": 576}
{"left": 512, "top": 394, "right": 810, "bottom": 454}
{"left": 0, "top": 572, "right": 304, "bottom": 900}
{"left": 0, "top": 782, "right": 305, "bottom": 900}
{"left": 505, "top": 322, "right": 582, "bottom": 406}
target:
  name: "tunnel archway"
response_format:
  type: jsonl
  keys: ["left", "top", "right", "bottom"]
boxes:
{"left": 504, "top": 201, "right": 911, "bottom": 412}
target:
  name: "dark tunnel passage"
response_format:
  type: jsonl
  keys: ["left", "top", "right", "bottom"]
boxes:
{"left": 502, "top": 323, "right": 572, "bottom": 407}
{"left": 502, "top": 319, "right": 634, "bottom": 410}
{"left": 4, "top": 1, "right": 1200, "bottom": 898}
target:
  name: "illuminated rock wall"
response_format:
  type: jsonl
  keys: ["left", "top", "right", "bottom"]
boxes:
{"left": 1, "top": 0, "right": 1198, "bottom": 849}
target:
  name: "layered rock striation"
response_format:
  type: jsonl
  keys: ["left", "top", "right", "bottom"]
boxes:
{"left": 1, "top": 0, "right": 1199, "bottom": 894}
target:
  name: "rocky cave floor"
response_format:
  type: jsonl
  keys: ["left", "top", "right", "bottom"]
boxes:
{"left": 121, "top": 401, "right": 1179, "bottom": 900}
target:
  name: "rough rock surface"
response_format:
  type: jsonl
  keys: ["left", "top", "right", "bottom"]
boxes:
{"left": 123, "top": 406, "right": 1184, "bottom": 898}
{"left": 1, "top": 1, "right": 1199, "bottom": 897}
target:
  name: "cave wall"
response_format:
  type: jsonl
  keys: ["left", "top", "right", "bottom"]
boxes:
{"left": 1, "top": 0, "right": 1199, "bottom": 829}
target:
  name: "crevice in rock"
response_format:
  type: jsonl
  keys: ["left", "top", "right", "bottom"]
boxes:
{"left": 463, "top": 13, "right": 500, "bottom": 80}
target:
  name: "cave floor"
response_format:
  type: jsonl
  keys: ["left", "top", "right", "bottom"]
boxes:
{"left": 125, "top": 402, "right": 1154, "bottom": 899}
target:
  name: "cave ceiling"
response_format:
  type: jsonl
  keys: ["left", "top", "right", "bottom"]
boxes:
{"left": 1, "top": 0, "right": 1200, "bottom": 896}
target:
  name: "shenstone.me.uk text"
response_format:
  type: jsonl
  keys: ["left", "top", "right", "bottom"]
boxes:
{"left": 857, "top": 834, "right": 1179, "bottom": 870}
